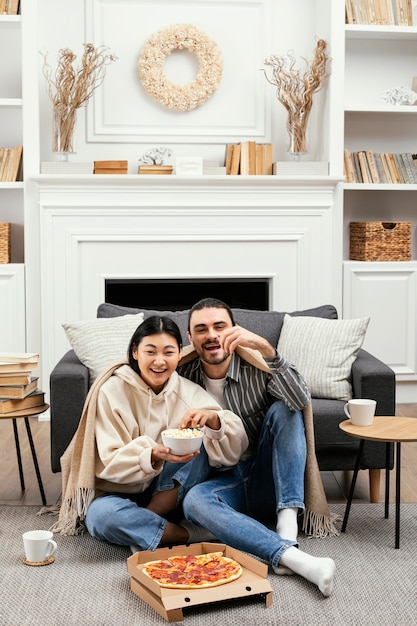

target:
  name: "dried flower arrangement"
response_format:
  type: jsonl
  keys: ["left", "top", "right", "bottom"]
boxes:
{"left": 41, "top": 44, "right": 117, "bottom": 153}
{"left": 138, "top": 23, "right": 223, "bottom": 112}
{"left": 263, "top": 39, "right": 330, "bottom": 155}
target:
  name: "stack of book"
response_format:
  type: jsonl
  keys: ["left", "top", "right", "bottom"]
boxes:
{"left": 94, "top": 160, "right": 128, "bottom": 175}
{"left": 346, "top": 0, "right": 415, "bottom": 25}
{"left": 0, "top": 353, "right": 45, "bottom": 414}
{"left": 0, "top": 0, "right": 20, "bottom": 14}
{"left": 225, "top": 142, "right": 273, "bottom": 176}
{"left": 0, "top": 146, "right": 23, "bottom": 182}
{"left": 344, "top": 149, "right": 417, "bottom": 184}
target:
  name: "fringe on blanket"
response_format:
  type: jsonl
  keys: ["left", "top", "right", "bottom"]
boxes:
{"left": 45, "top": 487, "right": 95, "bottom": 536}
{"left": 302, "top": 508, "right": 341, "bottom": 538}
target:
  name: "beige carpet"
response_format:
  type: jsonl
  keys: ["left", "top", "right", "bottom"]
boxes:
{"left": 1, "top": 503, "right": 417, "bottom": 626}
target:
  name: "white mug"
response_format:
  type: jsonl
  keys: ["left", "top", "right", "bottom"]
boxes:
{"left": 23, "top": 530, "right": 57, "bottom": 563}
{"left": 344, "top": 399, "right": 376, "bottom": 427}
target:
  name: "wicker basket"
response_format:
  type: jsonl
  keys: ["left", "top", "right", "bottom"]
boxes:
{"left": 0, "top": 223, "right": 11, "bottom": 264}
{"left": 350, "top": 221, "right": 411, "bottom": 261}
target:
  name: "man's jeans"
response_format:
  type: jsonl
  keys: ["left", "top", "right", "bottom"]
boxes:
{"left": 85, "top": 446, "right": 211, "bottom": 551}
{"left": 183, "top": 400, "right": 306, "bottom": 567}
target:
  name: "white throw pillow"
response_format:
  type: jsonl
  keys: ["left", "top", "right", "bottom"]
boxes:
{"left": 63, "top": 313, "right": 144, "bottom": 382}
{"left": 277, "top": 314, "right": 370, "bottom": 401}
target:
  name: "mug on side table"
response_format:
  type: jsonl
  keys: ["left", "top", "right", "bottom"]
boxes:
{"left": 344, "top": 399, "right": 376, "bottom": 427}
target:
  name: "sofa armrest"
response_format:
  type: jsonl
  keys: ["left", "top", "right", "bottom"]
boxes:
{"left": 49, "top": 349, "right": 89, "bottom": 472}
{"left": 351, "top": 348, "right": 396, "bottom": 416}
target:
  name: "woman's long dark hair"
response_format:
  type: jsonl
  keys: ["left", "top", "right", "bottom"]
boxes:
{"left": 128, "top": 315, "right": 183, "bottom": 376}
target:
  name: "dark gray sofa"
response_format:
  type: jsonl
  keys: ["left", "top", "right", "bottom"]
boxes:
{"left": 50, "top": 302, "right": 396, "bottom": 501}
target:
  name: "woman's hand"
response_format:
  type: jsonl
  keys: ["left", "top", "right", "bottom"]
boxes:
{"left": 151, "top": 443, "right": 199, "bottom": 465}
{"left": 179, "top": 408, "right": 221, "bottom": 431}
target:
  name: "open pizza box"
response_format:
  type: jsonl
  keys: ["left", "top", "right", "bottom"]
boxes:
{"left": 127, "top": 542, "right": 273, "bottom": 622}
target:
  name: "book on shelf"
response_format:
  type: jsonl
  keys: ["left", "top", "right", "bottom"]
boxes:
{"left": 1, "top": 0, "right": 20, "bottom": 14}
{"left": 0, "top": 377, "right": 38, "bottom": 400}
{"left": 225, "top": 142, "right": 272, "bottom": 176}
{"left": 365, "top": 150, "right": 380, "bottom": 184}
{"left": 229, "top": 144, "right": 241, "bottom": 175}
{"left": 0, "top": 146, "right": 23, "bottom": 182}
{"left": 345, "top": 150, "right": 417, "bottom": 184}
{"left": 138, "top": 165, "right": 173, "bottom": 175}
{"left": 0, "top": 352, "right": 39, "bottom": 363}
{"left": 345, "top": 0, "right": 413, "bottom": 25}
{"left": 357, "top": 151, "right": 372, "bottom": 183}
{"left": 0, "top": 390, "right": 45, "bottom": 415}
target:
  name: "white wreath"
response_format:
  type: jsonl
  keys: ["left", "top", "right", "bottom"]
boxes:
{"left": 138, "top": 23, "right": 223, "bottom": 112}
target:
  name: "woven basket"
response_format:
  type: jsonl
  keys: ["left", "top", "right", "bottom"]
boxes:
{"left": 350, "top": 222, "right": 411, "bottom": 262}
{"left": 0, "top": 223, "right": 11, "bottom": 264}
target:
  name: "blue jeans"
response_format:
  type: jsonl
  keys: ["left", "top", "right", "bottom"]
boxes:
{"left": 183, "top": 401, "right": 306, "bottom": 567}
{"left": 85, "top": 446, "right": 211, "bottom": 551}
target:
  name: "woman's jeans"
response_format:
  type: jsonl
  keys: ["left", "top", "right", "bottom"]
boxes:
{"left": 85, "top": 446, "right": 212, "bottom": 551}
{"left": 183, "top": 401, "right": 306, "bottom": 567}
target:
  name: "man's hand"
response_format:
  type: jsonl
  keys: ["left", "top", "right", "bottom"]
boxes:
{"left": 179, "top": 408, "right": 221, "bottom": 431}
{"left": 220, "top": 325, "right": 276, "bottom": 359}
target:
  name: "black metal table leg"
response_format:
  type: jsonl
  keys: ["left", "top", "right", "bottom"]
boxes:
{"left": 24, "top": 417, "right": 47, "bottom": 506}
{"left": 395, "top": 442, "right": 401, "bottom": 549}
{"left": 342, "top": 439, "right": 365, "bottom": 533}
{"left": 385, "top": 442, "right": 390, "bottom": 519}
{"left": 12, "top": 418, "right": 25, "bottom": 491}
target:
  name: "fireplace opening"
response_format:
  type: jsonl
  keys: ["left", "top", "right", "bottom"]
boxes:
{"left": 105, "top": 278, "right": 270, "bottom": 311}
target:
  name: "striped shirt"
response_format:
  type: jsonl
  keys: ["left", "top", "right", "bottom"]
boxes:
{"left": 178, "top": 351, "right": 311, "bottom": 454}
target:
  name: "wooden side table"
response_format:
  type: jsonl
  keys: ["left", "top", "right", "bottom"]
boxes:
{"left": 340, "top": 416, "right": 417, "bottom": 548}
{"left": 0, "top": 403, "right": 49, "bottom": 505}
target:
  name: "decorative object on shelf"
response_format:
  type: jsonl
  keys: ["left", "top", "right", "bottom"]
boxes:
{"left": 350, "top": 221, "right": 411, "bottom": 262}
{"left": 138, "top": 146, "right": 173, "bottom": 166}
{"left": 263, "top": 39, "right": 330, "bottom": 158}
{"left": 175, "top": 156, "right": 203, "bottom": 175}
{"left": 273, "top": 161, "right": 329, "bottom": 176}
{"left": 40, "top": 161, "right": 93, "bottom": 175}
{"left": 0, "top": 222, "right": 11, "bottom": 264}
{"left": 40, "top": 44, "right": 117, "bottom": 156}
{"left": 138, "top": 23, "right": 223, "bottom": 112}
{"left": 138, "top": 146, "right": 173, "bottom": 174}
{"left": 380, "top": 86, "right": 417, "bottom": 106}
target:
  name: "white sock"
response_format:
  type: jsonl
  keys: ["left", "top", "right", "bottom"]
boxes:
{"left": 276, "top": 546, "right": 336, "bottom": 597}
{"left": 276, "top": 507, "right": 298, "bottom": 542}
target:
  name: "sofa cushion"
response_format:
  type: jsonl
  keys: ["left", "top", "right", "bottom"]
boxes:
{"left": 63, "top": 313, "right": 144, "bottom": 382}
{"left": 96, "top": 302, "right": 338, "bottom": 348}
{"left": 277, "top": 314, "right": 370, "bottom": 401}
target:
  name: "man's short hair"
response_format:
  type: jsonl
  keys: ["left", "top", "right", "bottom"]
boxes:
{"left": 188, "top": 298, "right": 235, "bottom": 331}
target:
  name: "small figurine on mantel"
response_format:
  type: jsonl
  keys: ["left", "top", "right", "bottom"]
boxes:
{"left": 138, "top": 146, "right": 173, "bottom": 175}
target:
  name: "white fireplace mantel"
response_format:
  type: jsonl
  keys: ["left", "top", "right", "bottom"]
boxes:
{"left": 34, "top": 175, "right": 343, "bottom": 386}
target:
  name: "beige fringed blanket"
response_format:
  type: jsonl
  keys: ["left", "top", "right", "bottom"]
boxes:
{"left": 51, "top": 353, "right": 340, "bottom": 538}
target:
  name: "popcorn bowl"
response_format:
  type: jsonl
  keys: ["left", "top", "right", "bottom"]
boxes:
{"left": 161, "top": 428, "right": 204, "bottom": 456}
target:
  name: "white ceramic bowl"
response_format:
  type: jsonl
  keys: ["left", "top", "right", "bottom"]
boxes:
{"left": 161, "top": 428, "right": 204, "bottom": 456}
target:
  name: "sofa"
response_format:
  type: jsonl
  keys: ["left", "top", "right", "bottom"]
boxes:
{"left": 49, "top": 302, "right": 396, "bottom": 502}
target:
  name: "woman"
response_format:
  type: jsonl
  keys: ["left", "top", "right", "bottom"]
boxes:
{"left": 54, "top": 316, "right": 248, "bottom": 552}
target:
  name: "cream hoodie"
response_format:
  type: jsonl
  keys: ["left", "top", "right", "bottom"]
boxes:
{"left": 94, "top": 364, "right": 248, "bottom": 494}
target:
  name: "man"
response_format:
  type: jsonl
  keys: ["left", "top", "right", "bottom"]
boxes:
{"left": 178, "top": 298, "right": 336, "bottom": 596}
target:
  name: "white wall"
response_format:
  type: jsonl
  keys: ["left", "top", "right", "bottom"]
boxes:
{"left": 37, "top": 0, "right": 332, "bottom": 169}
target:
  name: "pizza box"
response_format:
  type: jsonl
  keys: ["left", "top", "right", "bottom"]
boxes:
{"left": 127, "top": 542, "right": 273, "bottom": 622}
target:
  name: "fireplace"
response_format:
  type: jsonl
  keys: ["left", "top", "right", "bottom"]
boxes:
{"left": 105, "top": 278, "right": 270, "bottom": 311}
{"left": 35, "top": 175, "right": 340, "bottom": 393}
